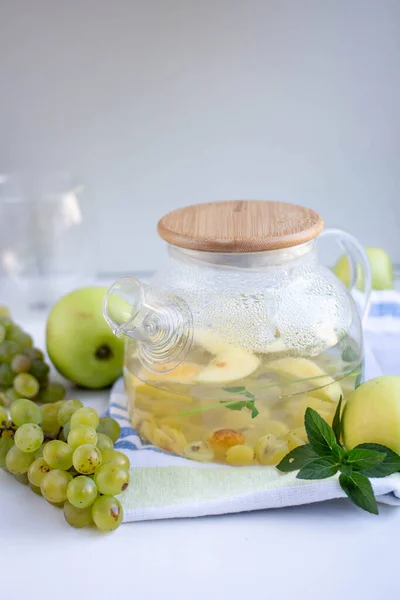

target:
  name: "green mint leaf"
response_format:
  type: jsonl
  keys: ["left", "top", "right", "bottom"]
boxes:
{"left": 332, "top": 396, "right": 343, "bottom": 443}
{"left": 245, "top": 400, "right": 259, "bottom": 418}
{"left": 341, "top": 347, "right": 358, "bottom": 363}
{"left": 345, "top": 448, "right": 386, "bottom": 472}
{"left": 340, "top": 463, "right": 353, "bottom": 476}
{"left": 223, "top": 386, "right": 246, "bottom": 394}
{"left": 244, "top": 391, "right": 255, "bottom": 400}
{"left": 297, "top": 456, "right": 339, "bottom": 480}
{"left": 276, "top": 444, "right": 318, "bottom": 472}
{"left": 225, "top": 401, "right": 246, "bottom": 411}
{"left": 339, "top": 472, "right": 379, "bottom": 515}
{"left": 354, "top": 443, "right": 400, "bottom": 477}
{"left": 331, "top": 443, "right": 346, "bottom": 462}
{"left": 304, "top": 407, "right": 336, "bottom": 456}
{"left": 251, "top": 406, "right": 259, "bottom": 419}
{"left": 224, "top": 398, "right": 259, "bottom": 418}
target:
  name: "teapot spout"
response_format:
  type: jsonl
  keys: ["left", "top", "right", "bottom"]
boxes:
{"left": 103, "top": 277, "right": 193, "bottom": 373}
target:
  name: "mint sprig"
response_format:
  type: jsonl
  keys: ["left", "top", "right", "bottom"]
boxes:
{"left": 221, "top": 387, "right": 259, "bottom": 418}
{"left": 276, "top": 404, "right": 400, "bottom": 515}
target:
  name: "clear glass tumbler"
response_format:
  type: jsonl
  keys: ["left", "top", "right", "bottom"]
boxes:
{"left": 0, "top": 171, "right": 86, "bottom": 317}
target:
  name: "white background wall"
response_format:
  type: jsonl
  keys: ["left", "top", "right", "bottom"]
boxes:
{"left": 0, "top": 0, "right": 399, "bottom": 273}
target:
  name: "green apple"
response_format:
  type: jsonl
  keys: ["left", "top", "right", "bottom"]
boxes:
{"left": 342, "top": 376, "right": 400, "bottom": 453}
{"left": 333, "top": 247, "right": 393, "bottom": 290}
{"left": 46, "top": 287, "right": 124, "bottom": 389}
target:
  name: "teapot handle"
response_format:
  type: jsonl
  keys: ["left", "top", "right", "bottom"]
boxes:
{"left": 319, "top": 228, "right": 372, "bottom": 323}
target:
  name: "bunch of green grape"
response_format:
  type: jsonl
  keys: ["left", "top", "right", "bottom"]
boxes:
{"left": 0, "top": 309, "right": 66, "bottom": 407}
{"left": 0, "top": 398, "right": 128, "bottom": 531}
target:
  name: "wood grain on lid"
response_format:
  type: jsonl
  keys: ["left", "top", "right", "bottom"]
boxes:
{"left": 157, "top": 200, "right": 324, "bottom": 252}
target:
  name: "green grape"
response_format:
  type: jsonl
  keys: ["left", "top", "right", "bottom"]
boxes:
{"left": 63, "top": 422, "right": 71, "bottom": 438}
{"left": 14, "top": 423, "right": 44, "bottom": 453}
{"left": 11, "top": 354, "right": 31, "bottom": 374}
{"left": 0, "top": 437, "right": 14, "bottom": 468}
{"left": 39, "top": 382, "right": 66, "bottom": 404}
{"left": 67, "top": 475, "right": 98, "bottom": 508}
{"left": 96, "top": 417, "right": 121, "bottom": 443}
{"left": 19, "top": 333, "right": 33, "bottom": 349}
{"left": 96, "top": 433, "right": 114, "bottom": 452}
{"left": 40, "top": 404, "right": 60, "bottom": 437}
{"left": 0, "top": 364, "right": 15, "bottom": 386}
{"left": 92, "top": 496, "right": 123, "bottom": 531}
{"left": 101, "top": 449, "right": 130, "bottom": 471}
{"left": 72, "top": 444, "right": 102, "bottom": 475}
{"left": 5, "top": 445, "right": 36, "bottom": 474}
{"left": 63, "top": 500, "right": 93, "bottom": 528}
{"left": 43, "top": 440, "right": 73, "bottom": 470}
{"left": 2, "top": 423, "right": 16, "bottom": 437}
{"left": 14, "top": 373, "right": 39, "bottom": 398}
{"left": 0, "top": 324, "right": 6, "bottom": 344}
{"left": 50, "top": 501, "right": 65, "bottom": 509}
{"left": 34, "top": 443, "right": 46, "bottom": 459}
{"left": 68, "top": 424, "right": 98, "bottom": 450}
{"left": 0, "top": 316, "right": 12, "bottom": 332}
{"left": 58, "top": 428, "right": 67, "bottom": 442}
{"left": 40, "top": 469, "right": 72, "bottom": 503}
{"left": 10, "top": 398, "right": 41, "bottom": 426}
{"left": 24, "top": 347, "right": 44, "bottom": 361}
{"left": 7, "top": 327, "right": 33, "bottom": 349}
{"left": 225, "top": 444, "right": 255, "bottom": 466}
{"left": 0, "top": 340, "right": 19, "bottom": 363}
{"left": 5, "top": 387, "right": 21, "bottom": 403}
{"left": 58, "top": 421, "right": 70, "bottom": 442}
{"left": 13, "top": 473, "right": 29, "bottom": 485}
{"left": 29, "top": 359, "right": 50, "bottom": 383}
{"left": 29, "top": 483, "right": 42, "bottom": 495}
{"left": 0, "top": 364, "right": 14, "bottom": 387}
{"left": 0, "top": 405, "right": 8, "bottom": 427}
{"left": 94, "top": 463, "right": 129, "bottom": 496}
{"left": 27, "top": 457, "right": 51, "bottom": 487}
{"left": 0, "top": 391, "right": 8, "bottom": 407}
{"left": 57, "top": 399, "right": 83, "bottom": 427}
{"left": 70, "top": 407, "right": 99, "bottom": 430}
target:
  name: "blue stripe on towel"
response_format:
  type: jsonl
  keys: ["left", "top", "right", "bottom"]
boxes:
{"left": 119, "top": 426, "right": 137, "bottom": 438}
{"left": 369, "top": 302, "right": 400, "bottom": 318}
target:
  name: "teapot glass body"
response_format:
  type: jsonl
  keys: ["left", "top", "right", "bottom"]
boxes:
{"left": 104, "top": 218, "right": 371, "bottom": 466}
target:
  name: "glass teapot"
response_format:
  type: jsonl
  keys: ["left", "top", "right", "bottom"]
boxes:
{"left": 103, "top": 200, "right": 371, "bottom": 466}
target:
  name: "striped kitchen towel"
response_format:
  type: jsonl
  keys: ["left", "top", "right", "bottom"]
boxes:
{"left": 110, "top": 290, "right": 400, "bottom": 522}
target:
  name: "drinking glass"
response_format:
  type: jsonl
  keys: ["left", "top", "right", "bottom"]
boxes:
{"left": 0, "top": 171, "right": 86, "bottom": 317}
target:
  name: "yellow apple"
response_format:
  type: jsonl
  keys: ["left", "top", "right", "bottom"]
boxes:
{"left": 342, "top": 376, "right": 400, "bottom": 453}
{"left": 333, "top": 247, "right": 393, "bottom": 290}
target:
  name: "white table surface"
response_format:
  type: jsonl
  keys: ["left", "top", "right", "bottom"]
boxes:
{"left": 1, "top": 313, "right": 399, "bottom": 600}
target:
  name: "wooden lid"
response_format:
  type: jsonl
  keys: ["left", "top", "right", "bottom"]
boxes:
{"left": 157, "top": 200, "right": 324, "bottom": 253}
